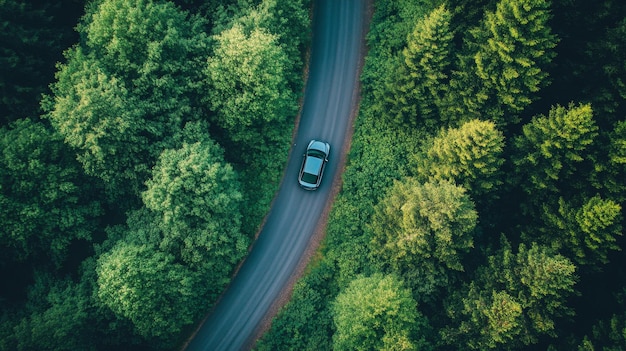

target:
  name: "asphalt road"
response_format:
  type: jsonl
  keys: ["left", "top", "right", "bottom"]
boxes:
{"left": 184, "top": 1, "right": 368, "bottom": 350}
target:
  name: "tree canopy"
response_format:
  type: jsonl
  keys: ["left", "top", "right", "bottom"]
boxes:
{"left": 332, "top": 273, "right": 431, "bottom": 351}
{"left": 370, "top": 178, "right": 478, "bottom": 300}
{"left": 0, "top": 118, "right": 101, "bottom": 267}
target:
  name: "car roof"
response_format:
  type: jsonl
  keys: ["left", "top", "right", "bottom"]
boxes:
{"left": 304, "top": 155, "right": 323, "bottom": 175}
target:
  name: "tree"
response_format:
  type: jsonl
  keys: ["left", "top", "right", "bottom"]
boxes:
{"left": 46, "top": 55, "right": 156, "bottom": 201}
{"left": 332, "top": 273, "right": 432, "bottom": 351}
{"left": 0, "top": 118, "right": 101, "bottom": 267}
{"left": 416, "top": 119, "right": 505, "bottom": 201}
{"left": 10, "top": 273, "right": 99, "bottom": 351}
{"left": 142, "top": 130, "right": 248, "bottom": 287}
{"left": 236, "top": 0, "right": 311, "bottom": 91}
{"left": 445, "top": 0, "right": 558, "bottom": 126}
{"left": 96, "top": 243, "right": 203, "bottom": 343}
{"left": 444, "top": 240, "right": 577, "bottom": 349}
{"left": 370, "top": 178, "right": 477, "bottom": 300}
{"left": 205, "top": 23, "right": 297, "bottom": 152}
{"left": 606, "top": 120, "right": 626, "bottom": 200}
{"left": 46, "top": 0, "right": 210, "bottom": 201}
{"left": 513, "top": 103, "right": 599, "bottom": 195}
{"left": 402, "top": 5, "right": 453, "bottom": 128}
{"left": 540, "top": 195, "right": 622, "bottom": 267}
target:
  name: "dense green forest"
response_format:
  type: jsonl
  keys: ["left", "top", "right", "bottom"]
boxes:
{"left": 2, "top": 0, "right": 626, "bottom": 350}
{"left": 257, "top": 0, "right": 626, "bottom": 350}
{"left": 0, "top": 0, "right": 310, "bottom": 349}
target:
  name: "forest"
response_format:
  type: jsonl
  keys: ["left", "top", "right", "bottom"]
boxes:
{"left": 1, "top": 0, "right": 625, "bottom": 350}
{"left": 0, "top": 0, "right": 310, "bottom": 349}
{"left": 256, "top": 0, "right": 626, "bottom": 350}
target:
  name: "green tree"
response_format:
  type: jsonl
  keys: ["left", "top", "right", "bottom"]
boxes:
{"left": 445, "top": 240, "right": 577, "bottom": 349}
{"left": 332, "top": 273, "right": 432, "bottom": 351}
{"left": 206, "top": 22, "right": 297, "bottom": 153}
{"left": 416, "top": 119, "right": 505, "bottom": 201}
{"left": 402, "top": 4, "right": 453, "bottom": 128}
{"left": 513, "top": 103, "right": 599, "bottom": 195}
{"left": 540, "top": 196, "right": 622, "bottom": 267}
{"left": 605, "top": 120, "right": 626, "bottom": 200}
{"left": 370, "top": 178, "right": 477, "bottom": 300}
{"left": 46, "top": 56, "right": 155, "bottom": 201}
{"left": 236, "top": 0, "right": 311, "bottom": 90}
{"left": 46, "top": 0, "right": 210, "bottom": 201}
{"left": 96, "top": 243, "right": 203, "bottom": 343}
{"left": 142, "top": 130, "right": 248, "bottom": 285}
{"left": 446, "top": 0, "right": 558, "bottom": 126}
{"left": 0, "top": 118, "right": 101, "bottom": 267}
{"left": 9, "top": 272, "right": 104, "bottom": 351}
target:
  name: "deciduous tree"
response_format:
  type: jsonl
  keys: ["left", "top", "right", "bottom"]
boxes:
{"left": 205, "top": 23, "right": 297, "bottom": 152}
{"left": 142, "top": 129, "right": 248, "bottom": 282}
{"left": 0, "top": 118, "right": 101, "bottom": 267}
{"left": 96, "top": 243, "right": 203, "bottom": 343}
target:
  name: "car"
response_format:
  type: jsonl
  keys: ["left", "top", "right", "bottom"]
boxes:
{"left": 298, "top": 139, "right": 330, "bottom": 190}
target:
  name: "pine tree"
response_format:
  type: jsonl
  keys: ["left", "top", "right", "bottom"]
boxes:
{"left": 513, "top": 103, "right": 598, "bottom": 195}
{"left": 446, "top": 0, "right": 558, "bottom": 127}
{"left": 370, "top": 178, "right": 477, "bottom": 301}
{"left": 445, "top": 240, "right": 577, "bottom": 349}
{"left": 417, "top": 119, "right": 505, "bottom": 201}
{"left": 402, "top": 5, "right": 453, "bottom": 129}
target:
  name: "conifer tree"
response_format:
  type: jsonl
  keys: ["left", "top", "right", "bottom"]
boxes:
{"left": 444, "top": 240, "right": 577, "bottom": 349}
{"left": 446, "top": 0, "right": 558, "bottom": 126}
{"left": 417, "top": 119, "right": 505, "bottom": 201}
{"left": 540, "top": 196, "right": 622, "bottom": 267}
{"left": 370, "top": 178, "right": 477, "bottom": 301}
{"left": 332, "top": 274, "right": 432, "bottom": 351}
{"left": 513, "top": 103, "right": 598, "bottom": 195}
{"left": 402, "top": 5, "right": 453, "bottom": 129}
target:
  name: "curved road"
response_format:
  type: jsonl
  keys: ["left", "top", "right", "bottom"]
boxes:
{"left": 185, "top": 1, "right": 368, "bottom": 350}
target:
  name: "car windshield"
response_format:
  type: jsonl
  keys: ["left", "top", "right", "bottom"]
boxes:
{"left": 307, "top": 149, "right": 326, "bottom": 158}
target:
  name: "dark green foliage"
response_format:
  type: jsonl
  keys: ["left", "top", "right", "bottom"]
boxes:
{"left": 1, "top": 0, "right": 310, "bottom": 349}
{"left": 142, "top": 128, "right": 248, "bottom": 277}
{"left": 446, "top": 0, "right": 558, "bottom": 127}
{"left": 370, "top": 178, "right": 477, "bottom": 301}
{"left": 263, "top": 0, "right": 626, "bottom": 350}
{"left": 332, "top": 273, "right": 432, "bottom": 351}
{"left": 96, "top": 243, "right": 203, "bottom": 344}
{"left": 0, "top": 118, "right": 101, "bottom": 267}
{"left": 0, "top": 0, "right": 80, "bottom": 125}
{"left": 205, "top": 22, "right": 296, "bottom": 149}
{"left": 444, "top": 240, "right": 577, "bottom": 349}
{"left": 402, "top": 5, "right": 453, "bottom": 128}
{"left": 580, "top": 294, "right": 626, "bottom": 351}
{"left": 255, "top": 260, "right": 337, "bottom": 351}
{"left": 538, "top": 196, "right": 622, "bottom": 267}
